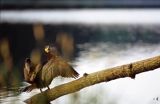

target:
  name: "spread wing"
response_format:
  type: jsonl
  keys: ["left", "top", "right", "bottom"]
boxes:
{"left": 24, "top": 62, "right": 31, "bottom": 82}
{"left": 55, "top": 57, "right": 79, "bottom": 78}
{"left": 41, "top": 56, "right": 79, "bottom": 85}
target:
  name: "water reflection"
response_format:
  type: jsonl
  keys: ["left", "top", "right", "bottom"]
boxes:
{"left": 0, "top": 42, "right": 160, "bottom": 104}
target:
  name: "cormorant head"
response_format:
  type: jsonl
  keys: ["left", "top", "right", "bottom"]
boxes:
{"left": 44, "top": 45, "right": 50, "bottom": 53}
{"left": 44, "top": 45, "right": 57, "bottom": 55}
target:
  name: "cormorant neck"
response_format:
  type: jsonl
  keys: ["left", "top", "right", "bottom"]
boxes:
{"left": 47, "top": 52, "right": 57, "bottom": 60}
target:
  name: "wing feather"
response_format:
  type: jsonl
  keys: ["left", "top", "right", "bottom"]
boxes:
{"left": 41, "top": 56, "right": 79, "bottom": 86}
{"left": 55, "top": 56, "right": 79, "bottom": 78}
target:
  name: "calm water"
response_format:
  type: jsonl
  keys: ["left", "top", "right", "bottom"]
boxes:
{"left": 0, "top": 42, "right": 160, "bottom": 104}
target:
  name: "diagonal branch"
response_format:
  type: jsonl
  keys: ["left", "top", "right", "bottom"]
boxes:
{"left": 25, "top": 55, "right": 160, "bottom": 104}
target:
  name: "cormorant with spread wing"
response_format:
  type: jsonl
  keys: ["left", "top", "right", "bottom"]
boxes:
{"left": 23, "top": 45, "right": 79, "bottom": 92}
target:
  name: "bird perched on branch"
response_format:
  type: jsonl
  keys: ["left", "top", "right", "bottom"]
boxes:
{"left": 23, "top": 45, "right": 79, "bottom": 92}
{"left": 41, "top": 45, "right": 79, "bottom": 88}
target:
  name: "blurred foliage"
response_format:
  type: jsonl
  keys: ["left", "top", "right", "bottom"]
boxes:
{"left": 33, "top": 24, "right": 45, "bottom": 42}
{"left": 0, "top": 39, "right": 21, "bottom": 88}
{"left": 56, "top": 32, "right": 74, "bottom": 60}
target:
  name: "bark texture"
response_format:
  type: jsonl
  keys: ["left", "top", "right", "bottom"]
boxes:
{"left": 25, "top": 55, "right": 160, "bottom": 104}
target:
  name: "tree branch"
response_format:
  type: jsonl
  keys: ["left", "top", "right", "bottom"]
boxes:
{"left": 24, "top": 55, "right": 160, "bottom": 104}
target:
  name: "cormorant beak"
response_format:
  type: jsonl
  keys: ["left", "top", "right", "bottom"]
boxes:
{"left": 45, "top": 45, "right": 50, "bottom": 53}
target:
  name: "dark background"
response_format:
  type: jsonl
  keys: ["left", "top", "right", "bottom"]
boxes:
{"left": 1, "top": 24, "right": 160, "bottom": 66}
{"left": 1, "top": 0, "right": 160, "bottom": 9}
